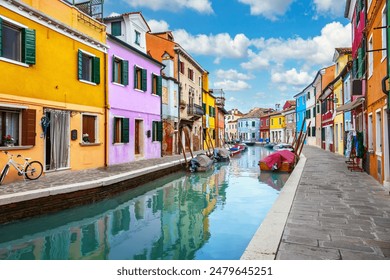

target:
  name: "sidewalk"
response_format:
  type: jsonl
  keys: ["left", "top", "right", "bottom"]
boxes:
{"left": 243, "top": 145, "right": 390, "bottom": 260}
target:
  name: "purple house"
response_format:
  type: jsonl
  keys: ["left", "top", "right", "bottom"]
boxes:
{"left": 104, "top": 13, "right": 163, "bottom": 165}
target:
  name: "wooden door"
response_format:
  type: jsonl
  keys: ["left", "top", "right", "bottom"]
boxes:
{"left": 135, "top": 120, "right": 140, "bottom": 155}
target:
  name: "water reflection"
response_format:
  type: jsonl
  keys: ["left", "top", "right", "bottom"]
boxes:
{"left": 0, "top": 146, "right": 289, "bottom": 260}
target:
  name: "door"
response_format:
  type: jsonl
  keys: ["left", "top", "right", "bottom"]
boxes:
{"left": 135, "top": 120, "right": 142, "bottom": 155}
{"left": 45, "top": 110, "right": 70, "bottom": 171}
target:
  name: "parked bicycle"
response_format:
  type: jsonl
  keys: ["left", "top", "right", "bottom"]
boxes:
{"left": 0, "top": 151, "right": 43, "bottom": 184}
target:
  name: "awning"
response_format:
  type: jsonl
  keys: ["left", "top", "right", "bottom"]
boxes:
{"left": 336, "top": 97, "right": 365, "bottom": 113}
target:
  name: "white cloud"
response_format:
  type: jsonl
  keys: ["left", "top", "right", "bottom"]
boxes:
{"left": 173, "top": 29, "right": 251, "bottom": 59}
{"left": 215, "top": 69, "right": 254, "bottom": 80}
{"left": 213, "top": 80, "right": 251, "bottom": 91}
{"left": 147, "top": 19, "right": 170, "bottom": 33}
{"left": 313, "top": 0, "right": 345, "bottom": 18}
{"left": 244, "top": 21, "right": 351, "bottom": 69}
{"left": 238, "top": 0, "right": 294, "bottom": 20}
{"left": 271, "top": 68, "right": 312, "bottom": 87}
{"left": 121, "top": 0, "right": 213, "bottom": 14}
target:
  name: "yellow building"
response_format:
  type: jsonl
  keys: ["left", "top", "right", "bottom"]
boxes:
{"left": 332, "top": 48, "right": 352, "bottom": 156}
{"left": 270, "top": 113, "right": 285, "bottom": 143}
{"left": 202, "top": 72, "right": 216, "bottom": 149}
{"left": 0, "top": 0, "right": 107, "bottom": 183}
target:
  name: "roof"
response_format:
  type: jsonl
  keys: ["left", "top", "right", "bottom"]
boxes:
{"left": 103, "top": 12, "right": 151, "bottom": 33}
{"left": 240, "top": 107, "right": 274, "bottom": 119}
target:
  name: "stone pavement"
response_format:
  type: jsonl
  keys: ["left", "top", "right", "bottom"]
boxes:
{"left": 276, "top": 145, "right": 390, "bottom": 260}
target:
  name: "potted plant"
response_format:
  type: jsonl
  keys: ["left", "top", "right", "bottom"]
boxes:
{"left": 3, "top": 135, "right": 14, "bottom": 147}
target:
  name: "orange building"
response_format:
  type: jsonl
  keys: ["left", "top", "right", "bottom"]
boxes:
{"left": 366, "top": 0, "right": 389, "bottom": 184}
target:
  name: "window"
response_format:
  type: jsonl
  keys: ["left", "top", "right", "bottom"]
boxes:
{"left": 152, "top": 74, "right": 162, "bottom": 96}
{"left": 271, "top": 119, "right": 273, "bottom": 126}
{"left": 307, "top": 92, "right": 310, "bottom": 100}
{"left": 316, "top": 103, "right": 320, "bottom": 115}
{"left": 113, "top": 117, "right": 129, "bottom": 144}
{"left": 134, "top": 66, "right": 147, "bottom": 91}
{"left": 311, "top": 126, "right": 316, "bottom": 137}
{"left": 278, "top": 118, "right": 281, "bottom": 125}
{"left": 368, "top": 36, "right": 373, "bottom": 77}
{"left": 0, "top": 107, "right": 36, "bottom": 147}
{"left": 112, "top": 56, "right": 128, "bottom": 85}
{"left": 188, "top": 68, "right": 194, "bottom": 81}
{"left": 179, "top": 61, "right": 185, "bottom": 74}
{"left": 78, "top": 50, "right": 100, "bottom": 84}
{"left": 368, "top": 113, "right": 373, "bottom": 151}
{"left": 266, "top": 119, "right": 269, "bottom": 126}
{"left": 252, "top": 121, "right": 255, "bottom": 127}
{"left": 135, "top": 30, "right": 141, "bottom": 46}
{"left": 111, "top": 21, "right": 121, "bottom": 36}
{"left": 82, "top": 114, "right": 98, "bottom": 143}
{"left": 152, "top": 121, "right": 162, "bottom": 142}
{"left": 382, "top": 6, "right": 387, "bottom": 60}
{"left": 0, "top": 17, "right": 36, "bottom": 65}
{"left": 261, "top": 120, "right": 263, "bottom": 126}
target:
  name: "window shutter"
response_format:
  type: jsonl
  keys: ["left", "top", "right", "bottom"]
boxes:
{"left": 0, "top": 18, "right": 3, "bottom": 57}
{"left": 122, "top": 118, "right": 130, "bottom": 143}
{"left": 122, "top": 60, "right": 129, "bottom": 86}
{"left": 141, "top": 69, "right": 147, "bottom": 91}
{"left": 78, "top": 50, "right": 83, "bottom": 80}
{"left": 157, "top": 121, "right": 163, "bottom": 142}
{"left": 113, "top": 117, "right": 118, "bottom": 143}
{"left": 93, "top": 56, "right": 100, "bottom": 84}
{"left": 112, "top": 57, "right": 115, "bottom": 82}
{"left": 23, "top": 28, "right": 36, "bottom": 65}
{"left": 156, "top": 75, "right": 162, "bottom": 96}
{"left": 21, "top": 109, "right": 36, "bottom": 146}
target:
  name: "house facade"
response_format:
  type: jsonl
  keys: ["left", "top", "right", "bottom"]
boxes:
{"left": 270, "top": 112, "right": 285, "bottom": 143}
{"left": 213, "top": 89, "right": 227, "bottom": 147}
{"left": 0, "top": 0, "right": 107, "bottom": 183}
{"left": 305, "top": 84, "right": 316, "bottom": 146}
{"left": 365, "top": 0, "right": 389, "bottom": 184}
{"left": 104, "top": 12, "right": 163, "bottom": 165}
{"left": 203, "top": 75, "right": 216, "bottom": 148}
{"left": 145, "top": 31, "right": 179, "bottom": 156}
{"left": 260, "top": 115, "right": 270, "bottom": 142}
{"left": 225, "top": 109, "right": 243, "bottom": 142}
{"left": 294, "top": 88, "right": 307, "bottom": 140}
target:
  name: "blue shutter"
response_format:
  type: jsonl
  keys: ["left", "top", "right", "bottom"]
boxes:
{"left": 23, "top": 28, "right": 36, "bottom": 65}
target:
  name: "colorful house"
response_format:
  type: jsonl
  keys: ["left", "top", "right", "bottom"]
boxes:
{"left": 365, "top": 0, "right": 389, "bottom": 184}
{"left": 270, "top": 112, "right": 285, "bottom": 143}
{"left": 225, "top": 109, "right": 243, "bottom": 142}
{"left": 104, "top": 12, "right": 163, "bottom": 164}
{"left": 294, "top": 87, "right": 307, "bottom": 141}
{"left": 203, "top": 74, "right": 216, "bottom": 148}
{"left": 238, "top": 108, "right": 270, "bottom": 142}
{"left": 0, "top": 0, "right": 107, "bottom": 183}
{"left": 213, "top": 89, "right": 228, "bottom": 147}
{"left": 305, "top": 83, "right": 316, "bottom": 146}
{"left": 314, "top": 65, "right": 335, "bottom": 148}
{"left": 332, "top": 48, "right": 352, "bottom": 156}
{"left": 260, "top": 114, "right": 271, "bottom": 142}
{"left": 145, "top": 31, "right": 179, "bottom": 156}
{"left": 282, "top": 101, "right": 296, "bottom": 144}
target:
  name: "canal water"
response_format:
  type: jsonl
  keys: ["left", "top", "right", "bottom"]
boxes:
{"left": 0, "top": 146, "right": 290, "bottom": 260}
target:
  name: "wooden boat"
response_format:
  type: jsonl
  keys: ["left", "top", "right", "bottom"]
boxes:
{"left": 243, "top": 141, "right": 255, "bottom": 146}
{"left": 189, "top": 154, "right": 214, "bottom": 172}
{"left": 213, "top": 148, "right": 230, "bottom": 162}
{"left": 259, "top": 150, "right": 296, "bottom": 173}
{"left": 233, "top": 144, "right": 247, "bottom": 152}
{"left": 229, "top": 146, "right": 241, "bottom": 157}
{"left": 273, "top": 143, "right": 294, "bottom": 152}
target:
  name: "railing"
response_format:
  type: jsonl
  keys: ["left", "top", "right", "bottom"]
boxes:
{"left": 188, "top": 104, "right": 204, "bottom": 117}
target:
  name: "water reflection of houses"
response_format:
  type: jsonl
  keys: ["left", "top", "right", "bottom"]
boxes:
{"left": 0, "top": 167, "right": 229, "bottom": 260}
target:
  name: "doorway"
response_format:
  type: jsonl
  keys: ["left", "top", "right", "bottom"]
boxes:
{"left": 135, "top": 119, "right": 143, "bottom": 156}
{"left": 44, "top": 110, "right": 70, "bottom": 171}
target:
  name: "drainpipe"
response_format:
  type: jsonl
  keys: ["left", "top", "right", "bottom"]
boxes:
{"left": 177, "top": 51, "right": 182, "bottom": 154}
{"left": 104, "top": 50, "right": 109, "bottom": 167}
{"left": 386, "top": 0, "right": 390, "bottom": 190}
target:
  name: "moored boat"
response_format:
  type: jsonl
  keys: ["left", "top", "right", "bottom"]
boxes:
{"left": 258, "top": 150, "right": 296, "bottom": 172}
{"left": 189, "top": 154, "right": 214, "bottom": 172}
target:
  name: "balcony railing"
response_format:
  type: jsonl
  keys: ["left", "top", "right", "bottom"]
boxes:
{"left": 188, "top": 104, "right": 204, "bottom": 117}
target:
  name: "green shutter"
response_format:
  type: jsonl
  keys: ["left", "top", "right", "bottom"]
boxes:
{"left": 78, "top": 50, "right": 83, "bottom": 80}
{"left": 134, "top": 66, "right": 137, "bottom": 89}
{"left": 202, "top": 103, "right": 206, "bottom": 113}
{"left": 93, "top": 56, "right": 100, "bottom": 84}
{"left": 141, "top": 68, "right": 147, "bottom": 91}
{"left": 0, "top": 18, "right": 3, "bottom": 57}
{"left": 113, "top": 117, "right": 117, "bottom": 143}
{"left": 23, "top": 28, "right": 36, "bottom": 65}
{"left": 122, "top": 60, "right": 129, "bottom": 86}
{"left": 122, "top": 118, "right": 130, "bottom": 143}
{"left": 157, "top": 121, "right": 163, "bottom": 142}
{"left": 156, "top": 75, "right": 162, "bottom": 96}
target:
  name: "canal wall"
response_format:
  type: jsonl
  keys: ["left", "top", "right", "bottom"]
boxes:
{"left": 0, "top": 157, "right": 192, "bottom": 224}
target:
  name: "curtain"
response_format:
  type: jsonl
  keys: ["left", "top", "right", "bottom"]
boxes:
{"left": 49, "top": 110, "right": 70, "bottom": 170}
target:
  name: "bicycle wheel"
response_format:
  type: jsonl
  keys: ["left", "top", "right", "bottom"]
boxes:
{"left": 24, "top": 161, "right": 43, "bottom": 180}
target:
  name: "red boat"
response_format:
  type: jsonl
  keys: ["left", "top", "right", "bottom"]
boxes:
{"left": 259, "top": 150, "right": 296, "bottom": 172}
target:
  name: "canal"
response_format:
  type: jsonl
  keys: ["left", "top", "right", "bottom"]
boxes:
{"left": 0, "top": 146, "right": 290, "bottom": 260}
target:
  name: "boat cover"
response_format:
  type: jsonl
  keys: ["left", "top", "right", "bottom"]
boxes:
{"left": 261, "top": 150, "right": 295, "bottom": 169}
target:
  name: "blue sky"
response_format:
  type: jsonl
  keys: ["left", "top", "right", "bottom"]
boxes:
{"left": 103, "top": 0, "right": 351, "bottom": 113}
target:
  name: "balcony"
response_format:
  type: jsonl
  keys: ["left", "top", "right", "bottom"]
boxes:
{"left": 188, "top": 104, "right": 204, "bottom": 120}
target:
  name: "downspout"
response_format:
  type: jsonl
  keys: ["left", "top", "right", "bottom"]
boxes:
{"left": 386, "top": 0, "right": 390, "bottom": 190}
{"left": 104, "top": 50, "right": 109, "bottom": 167}
{"left": 177, "top": 51, "right": 182, "bottom": 154}
{"left": 160, "top": 64, "right": 166, "bottom": 158}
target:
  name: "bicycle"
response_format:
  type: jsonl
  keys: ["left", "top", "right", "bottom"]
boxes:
{"left": 0, "top": 151, "right": 43, "bottom": 184}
